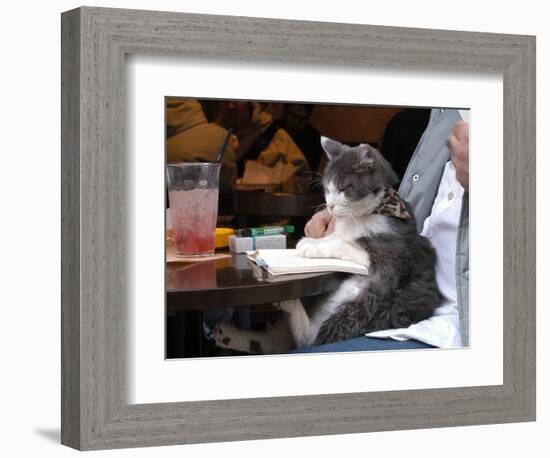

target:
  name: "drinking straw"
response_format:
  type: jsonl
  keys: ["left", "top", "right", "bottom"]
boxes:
{"left": 215, "top": 128, "right": 234, "bottom": 163}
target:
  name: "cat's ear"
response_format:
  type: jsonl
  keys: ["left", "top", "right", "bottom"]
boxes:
{"left": 320, "top": 136, "right": 348, "bottom": 160}
{"left": 358, "top": 145, "right": 375, "bottom": 169}
{"left": 361, "top": 144, "right": 399, "bottom": 185}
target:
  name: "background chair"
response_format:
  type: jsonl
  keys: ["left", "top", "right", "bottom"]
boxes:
{"left": 232, "top": 190, "right": 325, "bottom": 238}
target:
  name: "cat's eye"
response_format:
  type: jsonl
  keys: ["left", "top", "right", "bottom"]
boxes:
{"left": 341, "top": 184, "right": 353, "bottom": 193}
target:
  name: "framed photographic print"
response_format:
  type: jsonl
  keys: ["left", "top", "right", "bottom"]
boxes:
{"left": 61, "top": 6, "right": 535, "bottom": 450}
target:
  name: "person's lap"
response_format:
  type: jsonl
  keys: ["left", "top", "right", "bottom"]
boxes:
{"left": 290, "top": 336, "right": 435, "bottom": 353}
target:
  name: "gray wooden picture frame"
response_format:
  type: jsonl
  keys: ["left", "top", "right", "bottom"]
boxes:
{"left": 61, "top": 6, "right": 536, "bottom": 451}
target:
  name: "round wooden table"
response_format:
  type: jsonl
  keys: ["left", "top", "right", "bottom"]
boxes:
{"left": 166, "top": 252, "right": 345, "bottom": 315}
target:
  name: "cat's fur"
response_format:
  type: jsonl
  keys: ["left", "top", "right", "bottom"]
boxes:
{"left": 214, "top": 137, "right": 441, "bottom": 354}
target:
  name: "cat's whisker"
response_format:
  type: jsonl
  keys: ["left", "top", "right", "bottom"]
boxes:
{"left": 305, "top": 174, "right": 324, "bottom": 189}
{"left": 309, "top": 181, "right": 325, "bottom": 192}
{"left": 312, "top": 202, "right": 327, "bottom": 213}
{"left": 305, "top": 170, "right": 324, "bottom": 179}
{"left": 336, "top": 205, "right": 360, "bottom": 222}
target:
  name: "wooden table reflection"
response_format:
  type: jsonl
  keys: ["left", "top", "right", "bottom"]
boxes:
{"left": 166, "top": 252, "right": 344, "bottom": 315}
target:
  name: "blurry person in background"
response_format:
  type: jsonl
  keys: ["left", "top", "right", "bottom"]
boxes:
{"left": 216, "top": 101, "right": 310, "bottom": 193}
{"left": 166, "top": 98, "right": 239, "bottom": 200}
{"left": 279, "top": 103, "right": 327, "bottom": 173}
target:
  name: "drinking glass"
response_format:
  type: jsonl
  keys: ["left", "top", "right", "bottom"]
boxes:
{"left": 166, "top": 162, "right": 221, "bottom": 257}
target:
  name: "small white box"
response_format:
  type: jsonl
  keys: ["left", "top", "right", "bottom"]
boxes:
{"left": 229, "top": 234, "right": 287, "bottom": 253}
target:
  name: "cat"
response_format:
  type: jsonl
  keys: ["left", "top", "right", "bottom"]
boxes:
{"left": 213, "top": 137, "right": 441, "bottom": 354}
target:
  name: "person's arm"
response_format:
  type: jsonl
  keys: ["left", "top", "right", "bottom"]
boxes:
{"left": 448, "top": 120, "right": 469, "bottom": 191}
{"left": 304, "top": 208, "right": 335, "bottom": 238}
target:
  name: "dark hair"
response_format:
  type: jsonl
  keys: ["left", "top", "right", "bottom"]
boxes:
{"left": 283, "top": 103, "right": 314, "bottom": 116}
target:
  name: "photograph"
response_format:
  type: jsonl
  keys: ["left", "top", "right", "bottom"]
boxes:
{"left": 165, "top": 99, "right": 470, "bottom": 359}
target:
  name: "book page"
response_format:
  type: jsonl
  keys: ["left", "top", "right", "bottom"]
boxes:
{"left": 247, "top": 249, "right": 369, "bottom": 275}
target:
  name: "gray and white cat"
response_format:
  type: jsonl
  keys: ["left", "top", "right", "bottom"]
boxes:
{"left": 213, "top": 137, "right": 440, "bottom": 353}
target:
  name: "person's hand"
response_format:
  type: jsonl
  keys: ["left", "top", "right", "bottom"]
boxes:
{"left": 304, "top": 208, "right": 335, "bottom": 238}
{"left": 448, "top": 121, "right": 469, "bottom": 190}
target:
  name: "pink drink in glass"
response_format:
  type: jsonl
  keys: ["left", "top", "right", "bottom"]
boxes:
{"left": 169, "top": 188, "right": 218, "bottom": 256}
{"left": 167, "top": 162, "right": 221, "bottom": 257}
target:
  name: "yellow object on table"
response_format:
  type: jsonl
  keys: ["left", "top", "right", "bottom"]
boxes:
{"left": 215, "top": 227, "right": 235, "bottom": 248}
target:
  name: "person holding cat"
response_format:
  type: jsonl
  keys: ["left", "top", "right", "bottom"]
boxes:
{"left": 300, "top": 108, "right": 470, "bottom": 352}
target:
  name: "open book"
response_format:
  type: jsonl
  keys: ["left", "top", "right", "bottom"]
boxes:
{"left": 246, "top": 249, "right": 369, "bottom": 276}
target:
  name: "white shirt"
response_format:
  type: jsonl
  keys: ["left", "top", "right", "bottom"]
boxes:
{"left": 365, "top": 110, "right": 469, "bottom": 348}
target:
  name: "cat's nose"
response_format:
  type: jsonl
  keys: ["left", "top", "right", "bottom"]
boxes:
{"left": 327, "top": 203, "right": 335, "bottom": 211}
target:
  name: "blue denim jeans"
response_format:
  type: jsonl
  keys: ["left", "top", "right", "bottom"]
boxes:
{"left": 290, "top": 336, "right": 435, "bottom": 353}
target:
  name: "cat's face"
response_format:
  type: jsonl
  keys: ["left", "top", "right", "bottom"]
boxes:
{"left": 321, "top": 137, "right": 398, "bottom": 219}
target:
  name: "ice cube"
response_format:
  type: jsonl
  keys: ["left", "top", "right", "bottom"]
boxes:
{"left": 182, "top": 179, "right": 196, "bottom": 191}
{"left": 197, "top": 179, "right": 208, "bottom": 189}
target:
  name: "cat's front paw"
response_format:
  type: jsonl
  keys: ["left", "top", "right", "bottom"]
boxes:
{"left": 296, "top": 237, "right": 323, "bottom": 258}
